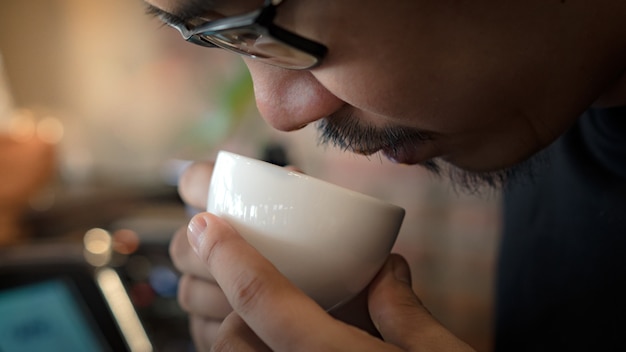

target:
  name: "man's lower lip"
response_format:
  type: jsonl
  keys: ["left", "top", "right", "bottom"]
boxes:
{"left": 382, "top": 147, "right": 422, "bottom": 165}
{"left": 354, "top": 148, "right": 379, "bottom": 156}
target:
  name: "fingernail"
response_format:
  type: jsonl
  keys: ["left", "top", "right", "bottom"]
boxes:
{"left": 187, "top": 215, "right": 207, "bottom": 251}
{"left": 392, "top": 256, "right": 412, "bottom": 286}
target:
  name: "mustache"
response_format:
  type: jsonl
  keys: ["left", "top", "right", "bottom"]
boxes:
{"left": 315, "top": 109, "right": 433, "bottom": 155}
{"left": 314, "top": 108, "right": 545, "bottom": 195}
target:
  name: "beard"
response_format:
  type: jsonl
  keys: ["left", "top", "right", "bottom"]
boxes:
{"left": 316, "top": 116, "right": 543, "bottom": 195}
{"left": 417, "top": 157, "right": 543, "bottom": 195}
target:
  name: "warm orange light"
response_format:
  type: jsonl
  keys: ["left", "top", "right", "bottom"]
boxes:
{"left": 8, "top": 109, "right": 36, "bottom": 142}
{"left": 36, "top": 116, "right": 64, "bottom": 144}
{"left": 113, "top": 228, "right": 141, "bottom": 255}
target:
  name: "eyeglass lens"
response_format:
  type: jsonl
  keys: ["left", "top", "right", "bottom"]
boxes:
{"left": 197, "top": 29, "right": 319, "bottom": 69}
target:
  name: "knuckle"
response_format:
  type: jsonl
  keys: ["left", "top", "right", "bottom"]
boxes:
{"left": 230, "top": 271, "right": 267, "bottom": 315}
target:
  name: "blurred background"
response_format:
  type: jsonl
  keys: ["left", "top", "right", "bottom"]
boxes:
{"left": 0, "top": 1, "right": 502, "bottom": 351}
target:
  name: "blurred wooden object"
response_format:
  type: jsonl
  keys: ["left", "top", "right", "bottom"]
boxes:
{"left": 0, "top": 134, "right": 55, "bottom": 245}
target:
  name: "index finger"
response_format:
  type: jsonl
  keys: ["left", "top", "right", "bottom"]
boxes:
{"left": 178, "top": 161, "right": 214, "bottom": 209}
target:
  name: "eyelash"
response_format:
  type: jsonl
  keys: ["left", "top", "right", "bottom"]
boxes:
{"left": 144, "top": 6, "right": 186, "bottom": 27}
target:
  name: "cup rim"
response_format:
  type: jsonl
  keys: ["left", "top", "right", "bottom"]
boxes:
{"left": 216, "top": 150, "right": 405, "bottom": 214}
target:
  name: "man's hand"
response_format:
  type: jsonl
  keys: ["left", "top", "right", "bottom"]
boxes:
{"left": 171, "top": 161, "right": 475, "bottom": 351}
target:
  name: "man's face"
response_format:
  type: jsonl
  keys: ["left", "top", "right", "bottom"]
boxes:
{"left": 146, "top": 0, "right": 625, "bottom": 175}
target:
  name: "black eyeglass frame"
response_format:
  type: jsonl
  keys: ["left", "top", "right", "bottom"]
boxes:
{"left": 166, "top": 0, "right": 327, "bottom": 69}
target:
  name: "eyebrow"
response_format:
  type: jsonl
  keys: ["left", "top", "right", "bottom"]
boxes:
{"left": 144, "top": 1, "right": 217, "bottom": 26}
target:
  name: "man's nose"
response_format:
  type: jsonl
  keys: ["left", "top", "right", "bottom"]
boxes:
{"left": 245, "top": 60, "right": 344, "bottom": 131}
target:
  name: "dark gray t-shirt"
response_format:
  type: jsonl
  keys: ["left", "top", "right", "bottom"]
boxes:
{"left": 496, "top": 106, "right": 626, "bottom": 351}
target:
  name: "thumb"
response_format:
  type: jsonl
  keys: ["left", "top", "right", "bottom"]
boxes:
{"left": 186, "top": 212, "right": 343, "bottom": 351}
{"left": 368, "top": 254, "right": 475, "bottom": 351}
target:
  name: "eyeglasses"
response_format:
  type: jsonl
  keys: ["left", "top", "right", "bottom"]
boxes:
{"left": 165, "top": 0, "right": 327, "bottom": 70}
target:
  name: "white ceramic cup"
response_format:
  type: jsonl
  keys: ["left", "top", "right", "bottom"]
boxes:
{"left": 207, "top": 150, "right": 405, "bottom": 310}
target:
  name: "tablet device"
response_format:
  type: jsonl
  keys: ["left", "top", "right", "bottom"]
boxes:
{"left": 0, "top": 244, "right": 152, "bottom": 352}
